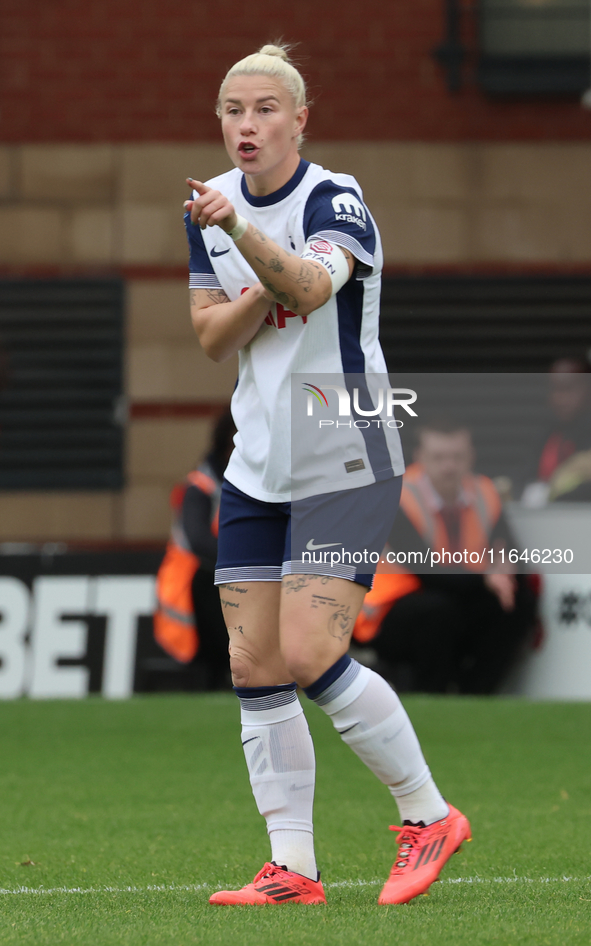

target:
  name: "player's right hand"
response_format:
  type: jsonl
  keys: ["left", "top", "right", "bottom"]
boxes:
{"left": 185, "top": 178, "right": 238, "bottom": 233}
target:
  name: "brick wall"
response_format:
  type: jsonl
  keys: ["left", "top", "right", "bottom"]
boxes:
{"left": 2, "top": 0, "right": 591, "bottom": 143}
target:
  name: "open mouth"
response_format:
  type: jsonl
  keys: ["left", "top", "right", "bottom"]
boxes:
{"left": 238, "top": 142, "right": 259, "bottom": 157}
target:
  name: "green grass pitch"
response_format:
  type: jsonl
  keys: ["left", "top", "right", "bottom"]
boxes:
{"left": 0, "top": 694, "right": 589, "bottom": 945}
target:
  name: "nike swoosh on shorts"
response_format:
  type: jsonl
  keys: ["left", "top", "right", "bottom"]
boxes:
{"left": 305, "top": 540, "right": 342, "bottom": 551}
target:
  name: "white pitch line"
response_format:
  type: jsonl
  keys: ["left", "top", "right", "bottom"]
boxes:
{"left": 0, "top": 884, "right": 211, "bottom": 896}
{"left": 329, "top": 876, "right": 591, "bottom": 889}
{"left": 0, "top": 876, "right": 588, "bottom": 896}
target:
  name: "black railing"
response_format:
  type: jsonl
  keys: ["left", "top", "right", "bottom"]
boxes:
{"left": 0, "top": 280, "right": 125, "bottom": 489}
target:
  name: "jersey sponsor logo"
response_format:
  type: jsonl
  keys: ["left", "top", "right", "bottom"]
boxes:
{"left": 210, "top": 246, "right": 231, "bottom": 257}
{"left": 265, "top": 306, "right": 308, "bottom": 329}
{"left": 310, "top": 240, "right": 333, "bottom": 254}
{"left": 240, "top": 287, "right": 308, "bottom": 329}
{"left": 331, "top": 192, "right": 367, "bottom": 230}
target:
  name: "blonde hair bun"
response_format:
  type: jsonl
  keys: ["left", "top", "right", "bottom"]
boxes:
{"left": 257, "top": 44, "right": 290, "bottom": 61}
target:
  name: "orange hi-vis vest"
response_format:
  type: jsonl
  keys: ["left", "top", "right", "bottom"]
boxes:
{"left": 353, "top": 572, "right": 422, "bottom": 644}
{"left": 400, "top": 462, "right": 502, "bottom": 573}
{"left": 153, "top": 466, "right": 220, "bottom": 663}
{"left": 352, "top": 464, "right": 502, "bottom": 644}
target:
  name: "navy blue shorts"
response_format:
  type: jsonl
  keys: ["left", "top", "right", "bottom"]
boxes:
{"left": 215, "top": 476, "right": 402, "bottom": 589}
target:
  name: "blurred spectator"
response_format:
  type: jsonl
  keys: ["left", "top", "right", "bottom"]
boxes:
{"left": 353, "top": 418, "right": 537, "bottom": 694}
{"left": 153, "top": 410, "right": 236, "bottom": 689}
{"left": 522, "top": 357, "right": 591, "bottom": 506}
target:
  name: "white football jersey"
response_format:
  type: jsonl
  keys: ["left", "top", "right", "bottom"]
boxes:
{"left": 186, "top": 160, "right": 404, "bottom": 502}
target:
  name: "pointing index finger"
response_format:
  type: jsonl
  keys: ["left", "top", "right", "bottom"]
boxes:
{"left": 187, "top": 178, "right": 209, "bottom": 196}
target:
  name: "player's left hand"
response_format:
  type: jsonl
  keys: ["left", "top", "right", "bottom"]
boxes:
{"left": 184, "top": 179, "right": 237, "bottom": 233}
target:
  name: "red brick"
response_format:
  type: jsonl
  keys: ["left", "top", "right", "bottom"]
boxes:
{"left": 1, "top": 0, "right": 591, "bottom": 142}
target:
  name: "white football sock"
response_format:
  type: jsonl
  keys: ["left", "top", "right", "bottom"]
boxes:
{"left": 308, "top": 658, "right": 448, "bottom": 826}
{"left": 394, "top": 776, "right": 448, "bottom": 825}
{"left": 238, "top": 686, "right": 318, "bottom": 880}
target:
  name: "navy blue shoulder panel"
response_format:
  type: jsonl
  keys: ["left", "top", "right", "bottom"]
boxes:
{"left": 302, "top": 180, "right": 376, "bottom": 266}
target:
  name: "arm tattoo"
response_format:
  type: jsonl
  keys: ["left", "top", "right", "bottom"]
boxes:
{"left": 248, "top": 227, "right": 336, "bottom": 308}
{"left": 255, "top": 254, "right": 286, "bottom": 276}
{"left": 260, "top": 278, "right": 299, "bottom": 311}
{"left": 205, "top": 288, "right": 230, "bottom": 305}
{"left": 251, "top": 227, "right": 268, "bottom": 244}
{"left": 257, "top": 257, "right": 314, "bottom": 294}
{"left": 190, "top": 287, "right": 229, "bottom": 306}
{"left": 294, "top": 262, "right": 314, "bottom": 293}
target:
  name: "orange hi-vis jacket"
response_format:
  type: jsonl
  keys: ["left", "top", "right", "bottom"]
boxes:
{"left": 400, "top": 462, "right": 502, "bottom": 571}
{"left": 353, "top": 463, "right": 502, "bottom": 644}
{"left": 153, "top": 466, "right": 220, "bottom": 663}
{"left": 353, "top": 572, "right": 421, "bottom": 644}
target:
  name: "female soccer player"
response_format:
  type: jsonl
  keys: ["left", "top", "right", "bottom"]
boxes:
{"left": 184, "top": 44, "right": 470, "bottom": 906}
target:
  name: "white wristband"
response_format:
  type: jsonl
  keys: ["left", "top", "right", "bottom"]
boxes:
{"left": 228, "top": 214, "right": 248, "bottom": 241}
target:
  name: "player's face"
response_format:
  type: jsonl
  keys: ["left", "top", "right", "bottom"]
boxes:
{"left": 416, "top": 430, "right": 473, "bottom": 504}
{"left": 220, "top": 75, "right": 308, "bottom": 194}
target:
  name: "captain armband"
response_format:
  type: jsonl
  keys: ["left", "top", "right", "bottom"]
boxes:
{"left": 301, "top": 238, "right": 351, "bottom": 297}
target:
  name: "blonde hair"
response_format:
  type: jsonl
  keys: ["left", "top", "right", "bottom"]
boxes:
{"left": 216, "top": 43, "right": 308, "bottom": 133}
